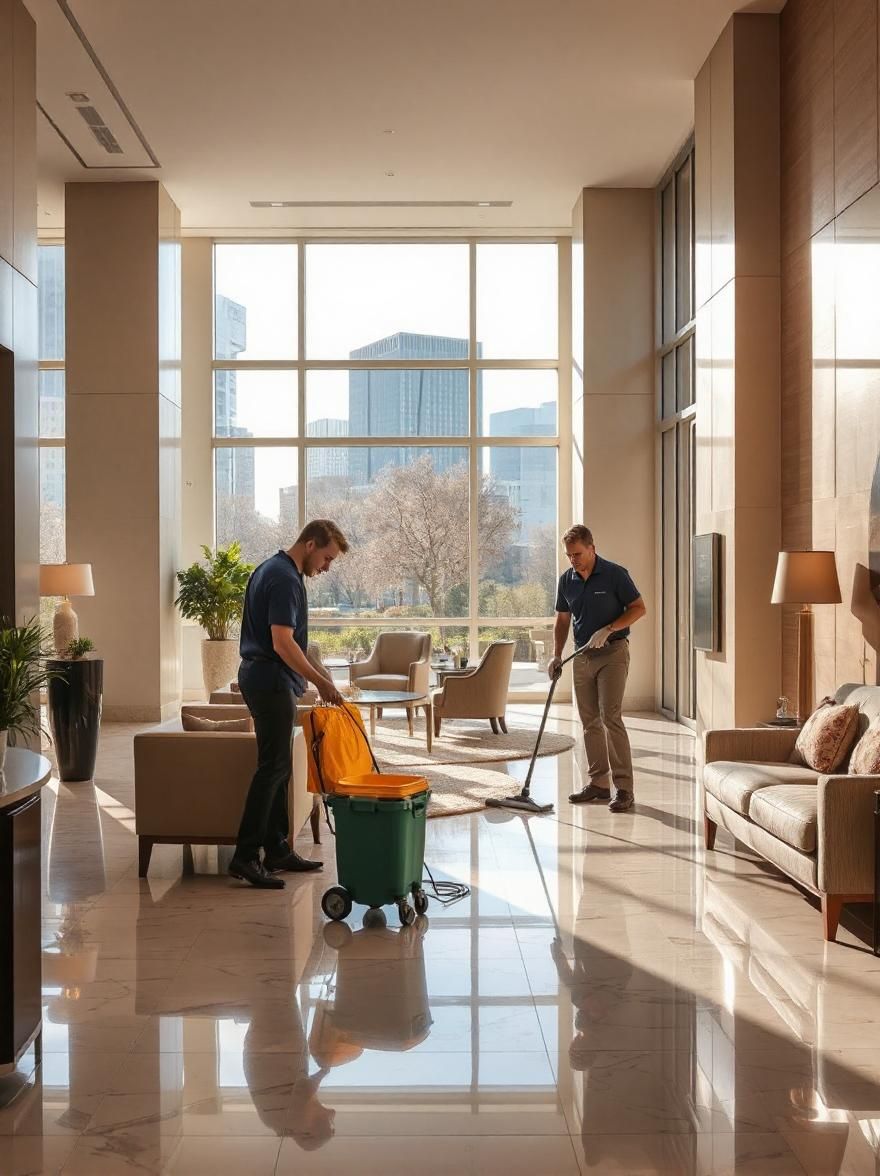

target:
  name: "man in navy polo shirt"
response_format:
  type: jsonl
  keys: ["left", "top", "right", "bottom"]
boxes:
{"left": 228, "top": 519, "right": 348, "bottom": 889}
{"left": 550, "top": 524, "right": 647, "bottom": 812}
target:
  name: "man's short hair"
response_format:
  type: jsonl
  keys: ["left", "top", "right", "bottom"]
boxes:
{"left": 297, "top": 518, "right": 350, "bottom": 553}
{"left": 562, "top": 524, "right": 594, "bottom": 547}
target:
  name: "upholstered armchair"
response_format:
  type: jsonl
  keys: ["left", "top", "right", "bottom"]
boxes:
{"left": 349, "top": 630, "right": 432, "bottom": 734}
{"left": 432, "top": 639, "right": 515, "bottom": 736}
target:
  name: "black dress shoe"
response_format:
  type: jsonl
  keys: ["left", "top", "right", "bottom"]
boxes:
{"left": 568, "top": 784, "right": 611, "bottom": 804}
{"left": 264, "top": 849, "right": 323, "bottom": 873}
{"left": 228, "top": 855, "right": 285, "bottom": 888}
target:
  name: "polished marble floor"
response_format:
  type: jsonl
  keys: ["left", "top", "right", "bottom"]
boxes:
{"left": 1, "top": 704, "right": 879, "bottom": 1174}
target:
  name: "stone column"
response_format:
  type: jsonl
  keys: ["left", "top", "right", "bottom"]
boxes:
{"left": 65, "top": 181, "right": 181, "bottom": 720}
{"left": 694, "top": 14, "right": 782, "bottom": 729}
{"left": 571, "top": 189, "right": 657, "bottom": 711}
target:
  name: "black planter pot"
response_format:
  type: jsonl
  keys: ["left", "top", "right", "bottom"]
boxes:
{"left": 47, "top": 658, "right": 104, "bottom": 782}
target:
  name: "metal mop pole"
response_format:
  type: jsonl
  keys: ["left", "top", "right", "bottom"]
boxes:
{"left": 485, "top": 643, "right": 589, "bottom": 815}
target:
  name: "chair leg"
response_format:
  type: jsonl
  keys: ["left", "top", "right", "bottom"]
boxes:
{"left": 138, "top": 836, "right": 154, "bottom": 878}
{"left": 424, "top": 704, "right": 433, "bottom": 754}
{"left": 406, "top": 707, "right": 414, "bottom": 737}
{"left": 434, "top": 712, "right": 441, "bottom": 737}
{"left": 704, "top": 815, "right": 717, "bottom": 851}
{"left": 490, "top": 717, "right": 499, "bottom": 734}
{"left": 498, "top": 715, "right": 508, "bottom": 734}
{"left": 182, "top": 843, "right": 195, "bottom": 875}
{"left": 822, "top": 894, "right": 844, "bottom": 942}
{"left": 310, "top": 803, "right": 321, "bottom": 845}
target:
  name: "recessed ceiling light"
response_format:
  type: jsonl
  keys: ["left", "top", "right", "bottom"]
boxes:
{"left": 383, "top": 129, "right": 396, "bottom": 135}
{"left": 477, "top": 202, "right": 491, "bottom": 207}
{"left": 269, "top": 202, "right": 284, "bottom": 207}
{"left": 66, "top": 91, "right": 90, "bottom": 103}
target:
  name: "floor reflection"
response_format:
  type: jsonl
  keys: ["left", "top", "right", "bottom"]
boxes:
{"left": 0, "top": 710, "right": 879, "bottom": 1173}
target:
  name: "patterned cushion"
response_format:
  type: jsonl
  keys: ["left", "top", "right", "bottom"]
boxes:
{"left": 181, "top": 713, "right": 253, "bottom": 733}
{"left": 849, "top": 722, "right": 880, "bottom": 775}
{"left": 792, "top": 700, "right": 859, "bottom": 773}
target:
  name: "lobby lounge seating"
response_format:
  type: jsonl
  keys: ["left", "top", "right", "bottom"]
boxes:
{"left": 702, "top": 683, "right": 880, "bottom": 942}
{"left": 349, "top": 630, "right": 432, "bottom": 734}
{"left": 432, "top": 639, "right": 515, "bottom": 737}
{"left": 133, "top": 704, "right": 313, "bottom": 876}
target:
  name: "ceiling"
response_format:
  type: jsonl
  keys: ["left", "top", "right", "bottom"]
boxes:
{"left": 29, "top": 0, "right": 784, "bottom": 235}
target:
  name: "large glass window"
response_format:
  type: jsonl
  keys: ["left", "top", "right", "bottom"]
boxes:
{"left": 657, "top": 143, "right": 696, "bottom": 724}
{"left": 39, "top": 245, "right": 66, "bottom": 563}
{"left": 212, "top": 240, "right": 562, "bottom": 694}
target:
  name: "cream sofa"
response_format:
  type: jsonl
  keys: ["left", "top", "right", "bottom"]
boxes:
{"left": 703, "top": 683, "right": 880, "bottom": 942}
{"left": 133, "top": 704, "right": 314, "bottom": 876}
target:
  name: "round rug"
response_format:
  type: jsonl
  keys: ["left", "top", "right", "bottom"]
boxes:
{"left": 370, "top": 718, "right": 574, "bottom": 769}
{"left": 414, "top": 760, "right": 541, "bottom": 818}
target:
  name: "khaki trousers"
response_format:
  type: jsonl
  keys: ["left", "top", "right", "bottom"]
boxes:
{"left": 572, "top": 640, "right": 634, "bottom": 795}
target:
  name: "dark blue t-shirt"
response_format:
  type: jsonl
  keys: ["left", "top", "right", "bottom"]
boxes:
{"left": 554, "top": 555, "right": 641, "bottom": 649}
{"left": 239, "top": 550, "right": 308, "bottom": 695}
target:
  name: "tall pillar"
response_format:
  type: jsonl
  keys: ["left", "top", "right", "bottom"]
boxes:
{"left": 65, "top": 182, "right": 181, "bottom": 721}
{"left": 571, "top": 189, "right": 656, "bottom": 711}
{"left": 694, "top": 14, "right": 781, "bottom": 730}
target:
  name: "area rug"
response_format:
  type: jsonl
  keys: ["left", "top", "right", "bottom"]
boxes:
{"left": 370, "top": 718, "right": 574, "bottom": 768}
{"left": 412, "top": 760, "right": 537, "bottom": 818}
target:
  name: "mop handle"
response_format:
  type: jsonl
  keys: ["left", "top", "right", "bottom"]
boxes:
{"left": 521, "top": 644, "right": 590, "bottom": 796}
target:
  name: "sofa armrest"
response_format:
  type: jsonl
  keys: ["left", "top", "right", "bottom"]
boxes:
{"left": 704, "top": 727, "right": 800, "bottom": 764}
{"left": 181, "top": 704, "right": 251, "bottom": 722}
{"left": 817, "top": 773, "right": 880, "bottom": 894}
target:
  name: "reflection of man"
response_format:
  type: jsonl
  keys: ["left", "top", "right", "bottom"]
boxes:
{"left": 229, "top": 519, "right": 348, "bottom": 889}
{"left": 549, "top": 525, "right": 646, "bottom": 812}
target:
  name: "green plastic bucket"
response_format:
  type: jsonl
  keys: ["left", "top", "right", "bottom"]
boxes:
{"left": 326, "top": 789, "right": 430, "bottom": 911}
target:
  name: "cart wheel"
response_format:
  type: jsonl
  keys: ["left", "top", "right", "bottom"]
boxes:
{"left": 413, "top": 889, "right": 429, "bottom": 915}
{"left": 398, "top": 900, "right": 416, "bottom": 927}
{"left": 363, "top": 907, "right": 387, "bottom": 929}
{"left": 321, "top": 886, "right": 352, "bottom": 922}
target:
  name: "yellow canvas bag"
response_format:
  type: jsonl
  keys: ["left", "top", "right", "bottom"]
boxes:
{"left": 305, "top": 702, "right": 378, "bottom": 795}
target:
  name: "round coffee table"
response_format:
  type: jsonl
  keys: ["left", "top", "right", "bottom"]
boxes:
{"left": 348, "top": 689, "right": 432, "bottom": 753}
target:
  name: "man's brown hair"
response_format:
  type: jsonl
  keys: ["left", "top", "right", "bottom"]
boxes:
{"left": 297, "top": 518, "right": 350, "bottom": 553}
{"left": 562, "top": 524, "right": 594, "bottom": 547}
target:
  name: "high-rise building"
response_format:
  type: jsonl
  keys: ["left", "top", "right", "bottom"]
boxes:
{"left": 347, "top": 332, "right": 479, "bottom": 486}
{"left": 306, "top": 417, "right": 349, "bottom": 480}
{"left": 488, "top": 401, "right": 556, "bottom": 542}
{"left": 214, "top": 296, "right": 255, "bottom": 511}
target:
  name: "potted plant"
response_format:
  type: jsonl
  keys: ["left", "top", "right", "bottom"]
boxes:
{"left": 0, "top": 617, "right": 59, "bottom": 770}
{"left": 64, "top": 637, "right": 95, "bottom": 660}
{"left": 175, "top": 543, "right": 253, "bottom": 697}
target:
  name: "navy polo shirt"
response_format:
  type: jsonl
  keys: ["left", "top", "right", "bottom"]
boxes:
{"left": 239, "top": 550, "right": 308, "bottom": 695}
{"left": 554, "top": 555, "right": 641, "bottom": 649}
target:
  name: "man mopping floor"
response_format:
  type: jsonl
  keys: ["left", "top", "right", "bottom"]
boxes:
{"left": 549, "top": 525, "right": 647, "bottom": 813}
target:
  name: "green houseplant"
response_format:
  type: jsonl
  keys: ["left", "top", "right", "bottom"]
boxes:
{"left": 0, "top": 617, "right": 60, "bottom": 770}
{"left": 175, "top": 543, "right": 253, "bottom": 697}
{"left": 64, "top": 637, "right": 95, "bottom": 660}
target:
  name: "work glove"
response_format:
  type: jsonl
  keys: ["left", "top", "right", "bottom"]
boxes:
{"left": 586, "top": 625, "right": 613, "bottom": 650}
{"left": 547, "top": 656, "right": 563, "bottom": 680}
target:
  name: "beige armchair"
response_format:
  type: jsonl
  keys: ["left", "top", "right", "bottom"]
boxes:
{"left": 349, "top": 630, "right": 432, "bottom": 735}
{"left": 432, "top": 639, "right": 515, "bottom": 737}
{"left": 133, "top": 704, "right": 314, "bottom": 877}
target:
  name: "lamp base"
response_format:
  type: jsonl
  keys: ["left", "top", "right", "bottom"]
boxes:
{"left": 53, "top": 600, "right": 78, "bottom": 657}
{"left": 796, "top": 605, "right": 814, "bottom": 723}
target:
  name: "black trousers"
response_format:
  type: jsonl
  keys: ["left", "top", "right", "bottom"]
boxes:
{"left": 235, "top": 665, "right": 296, "bottom": 861}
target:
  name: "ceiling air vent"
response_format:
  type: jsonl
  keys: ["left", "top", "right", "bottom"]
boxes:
{"left": 74, "top": 104, "right": 123, "bottom": 154}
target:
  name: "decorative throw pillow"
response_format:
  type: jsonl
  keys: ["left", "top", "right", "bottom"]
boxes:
{"left": 793, "top": 700, "right": 859, "bottom": 773}
{"left": 181, "top": 714, "right": 253, "bottom": 733}
{"left": 849, "top": 722, "right": 880, "bottom": 775}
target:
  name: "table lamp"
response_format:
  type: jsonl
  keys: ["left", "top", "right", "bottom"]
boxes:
{"left": 771, "top": 551, "right": 841, "bottom": 722}
{"left": 39, "top": 563, "right": 95, "bottom": 655}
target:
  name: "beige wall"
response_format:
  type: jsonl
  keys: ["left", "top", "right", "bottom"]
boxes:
{"left": 66, "top": 182, "right": 182, "bottom": 721}
{"left": 780, "top": 0, "right": 880, "bottom": 697}
{"left": 694, "top": 14, "right": 782, "bottom": 730}
{"left": 571, "top": 188, "right": 656, "bottom": 710}
{"left": 0, "top": 0, "right": 38, "bottom": 625}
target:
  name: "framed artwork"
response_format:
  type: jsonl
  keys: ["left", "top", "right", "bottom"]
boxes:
{"left": 693, "top": 532, "right": 721, "bottom": 653}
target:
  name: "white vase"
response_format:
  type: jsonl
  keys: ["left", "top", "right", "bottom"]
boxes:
{"left": 201, "top": 639, "right": 241, "bottom": 698}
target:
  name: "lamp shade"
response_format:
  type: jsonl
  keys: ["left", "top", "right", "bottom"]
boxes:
{"left": 39, "top": 563, "right": 95, "bottom": 598}
{"left": 771, "top": 551, "right": 841, "bottom": 605}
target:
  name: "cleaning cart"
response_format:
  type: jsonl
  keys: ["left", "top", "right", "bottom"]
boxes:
{"left": 305, "top": 703, "right": 431, "bottom": 926}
